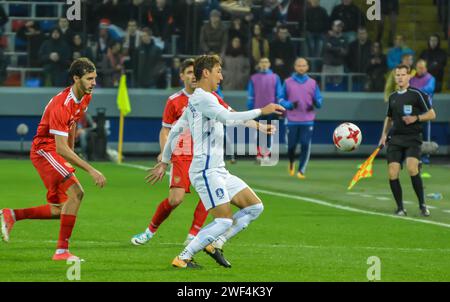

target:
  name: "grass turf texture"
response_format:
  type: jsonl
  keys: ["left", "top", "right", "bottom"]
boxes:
{"left": 1, "top": 158, "right": 450, "bottom": 281}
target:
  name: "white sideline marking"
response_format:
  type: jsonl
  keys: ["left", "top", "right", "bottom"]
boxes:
{"left": 376, "top": 197, "right": 390, "bottom": 201}
{"left": 361, "top": 194, "right": 374, "bottom": 198}
{"left": 12, "top": 240, "right": 450, "bottom": 253}
{"left": 443, "top": 210, "right": 450, "bottom": 214}
{"left": 120, "top": 163, "right": 450, "bottom": 229}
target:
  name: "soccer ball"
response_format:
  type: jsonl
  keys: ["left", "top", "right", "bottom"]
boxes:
{"left": 333, "top": 122, "right": 362, "bottom": 152}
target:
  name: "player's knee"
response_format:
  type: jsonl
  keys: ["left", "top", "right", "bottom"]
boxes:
{"left": 168, "top": 197, "right": 183, "bottom": 207}
{"left": 74, "top": 188, "right": 84, "bottom": 202}
{"left": 407, "top": 164, "right": 419, "bottom": 176}
{"left": 388, "top": 167, "right": 400, "bottom": 179}
{"left": 247, "top": 203, "right": 264, "bottom": 220}
{"left": 214, "top": 218, "right": 233, "bottom": 233}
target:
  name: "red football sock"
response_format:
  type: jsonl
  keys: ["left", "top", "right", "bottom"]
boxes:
{"left": 148, "top": 198, "right": 173, "bottom": 233}
{"left": 57, "top": 214, "right": 77, "bottom": 250}
{"left": 14, "top": 204, "right": 53, "bottom": 221}
{"left": 188, "top": 200, "right": 208, "bottom": 236}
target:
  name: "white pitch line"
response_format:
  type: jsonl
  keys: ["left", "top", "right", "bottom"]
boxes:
{"left": 376, "top": 197, "right": 390, "bottom": 201}
{"left": 361, "top": 194, "right": 374, "bottom": 198}
{"left": 120, "top": 163, "right": 450, "bottom": 229}
{"left": 443, "top": 210, "right": 450, "bottom": 214}
{"left": 11, "top": 240, "right": 450, "bottom": 254}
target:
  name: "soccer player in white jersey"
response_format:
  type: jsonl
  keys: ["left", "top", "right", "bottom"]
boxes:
{"left": 147, "top": 54, "right": 285, "bottom": 268}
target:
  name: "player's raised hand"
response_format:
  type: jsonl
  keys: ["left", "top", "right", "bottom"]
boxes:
{"left": 145, "top": 162, "right": 168, "bottom": 185}
{"left": 89, "top": 169, "right": 107, "bottom": 188}
{"left": 258, "top": 123, "right": 277, "bottom": 135}
{"left": 261, "top": 103, "right": 285, "bottom": 116}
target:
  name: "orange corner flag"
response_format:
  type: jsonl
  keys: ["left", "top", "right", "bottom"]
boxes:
{"left": 348, "top": 145, "right": 384, "bottom": 190}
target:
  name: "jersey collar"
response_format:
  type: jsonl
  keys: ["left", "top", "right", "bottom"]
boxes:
{"left": 70, "top": 87, "right": 82, "bottom": 104}
{"left": 182, "top": 88, "right": 193, "bottom": 97}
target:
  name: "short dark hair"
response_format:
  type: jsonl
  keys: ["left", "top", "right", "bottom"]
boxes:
{"left": 180, "top": 58, "right": 195, "bottom": 74}
{"left": 69, "top": 57, "right": 96, "bottom": 79}
{"left": 395, "top": 64, "right": 410, "bottom": 73}
{"left": 194, "top": 54, "right": 222, "bottom": 80}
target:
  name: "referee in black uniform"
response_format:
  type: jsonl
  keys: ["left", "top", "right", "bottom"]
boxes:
{"left": 379, "top": 64, "right": 436, "bottom": 216}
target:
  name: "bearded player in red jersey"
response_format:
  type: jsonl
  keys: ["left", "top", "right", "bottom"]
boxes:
{"left": 131, "top": 58, "right": 212, "bottom": 246}
{"left": 0, "top": 58, "right": 106, "bottom": 261}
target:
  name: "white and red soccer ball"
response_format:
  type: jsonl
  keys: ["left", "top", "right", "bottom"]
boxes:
{"left": 333, "top": 122, "right": 362, "bottom": 152}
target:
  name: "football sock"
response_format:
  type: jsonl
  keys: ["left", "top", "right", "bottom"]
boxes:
{"left": 411, "top": 173, "right": 426, "bottom": 208}
{"left": 57, "top": 214, "right": 77, "bottom": 250}
{"left": 188, "top": 200, "right": 208, "bottom": 236}
{"left": 179, "top": 218, "right": 233, "bottom": 260}
{"left": 213, "top": 203, "right": 264, "bottom": 250}
{"left": 389, "top": 179, "right": 403, "bottom": 210}
{"left": 298, "top": 143, "right": 311, "bottom": 174}
{"left": 149, "top": 198, "right": 173, "bottom": 233}
{"left": 14, "top": 204, "right": 53, "bottom": 221}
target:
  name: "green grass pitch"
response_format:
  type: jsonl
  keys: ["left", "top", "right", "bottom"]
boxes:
{"left": 1, "top": 158, "right": 450, "bottom": 282}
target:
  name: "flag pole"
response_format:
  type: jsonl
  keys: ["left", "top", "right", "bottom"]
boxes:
{"left": 118, "top": 111, "right": 124, "bottom": 164}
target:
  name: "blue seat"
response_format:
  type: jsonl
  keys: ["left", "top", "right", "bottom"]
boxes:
{"left": 39, "top": 20, "right": 57, "bottom": 33}
{"left": 25, "top": 78, "right": 42, "bottom": 87}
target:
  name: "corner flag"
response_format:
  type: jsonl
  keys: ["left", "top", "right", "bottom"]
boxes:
{"left": 347, "top": 145, "right": 384, "bottom": 190}
{"left": 116, "top": 74, "right": 131, "bottom": 163}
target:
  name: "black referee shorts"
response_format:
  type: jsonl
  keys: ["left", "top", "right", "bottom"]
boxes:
{"left": 386, "top": 144, "right": 421, "bottom": 164}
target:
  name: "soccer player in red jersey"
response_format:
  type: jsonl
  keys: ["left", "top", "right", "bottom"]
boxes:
{"left": 131, "top": 58, "right": 214, "bottom": 246}
{"left": 0, "top": 58, "right": 106, "bottom": 261}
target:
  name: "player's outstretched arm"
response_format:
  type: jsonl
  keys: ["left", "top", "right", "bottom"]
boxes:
{"left": 54, "top": 134, "right": 106, "bottom": 188}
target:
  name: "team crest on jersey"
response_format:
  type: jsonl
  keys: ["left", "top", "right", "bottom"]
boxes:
{"left": 174, "top": 176, "right": 181, "bottom": 184}
{"left": 403, "top": 105, "right": 412, "bottom": 115}
{"left": 215, "top": 188, "right": 225, "bottom": 199}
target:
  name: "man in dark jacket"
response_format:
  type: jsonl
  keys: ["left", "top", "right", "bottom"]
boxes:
{"left": 133, "top": 29, "right": 164, "bottom": 88}
{"left": 322, "top": 20, "right": 348, "bottom": 87}
{"left": 270, "top": 25, "right": 296, "bottom": 81}
{"left": 346, "top": 27, "right": 371, "bottom": 91}
{"left": 305, "top": 0, "right": 329, "bottom": 59}
{"left": 330, "top": 0, "right": 365, "bottom": 43}
{"left": 199, "top": 9, "right": 228, "bottom": 55}
{"left": 38, "top": 27, "right": 71, "bottom": 87}
{"left": 420, "top": 34, "right": 447, "bottom": 93}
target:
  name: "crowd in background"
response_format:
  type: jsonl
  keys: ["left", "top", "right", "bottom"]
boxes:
{"left": 0, "top": 0, "right": 448, "bottom": 93}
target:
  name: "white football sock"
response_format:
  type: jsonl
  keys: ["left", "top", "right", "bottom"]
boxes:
{"left": 213, "top": 203, "right": 264, "bottom": 250}
{"left": 179, "top": 218, "right": 233, "bottom": 260}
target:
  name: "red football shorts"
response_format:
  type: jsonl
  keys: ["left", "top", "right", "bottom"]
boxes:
{"left": 169, "top": 160, "right": 191, "bottom": 193}
{"left": 30, "top": 149, "right": 80, "bottom": 204}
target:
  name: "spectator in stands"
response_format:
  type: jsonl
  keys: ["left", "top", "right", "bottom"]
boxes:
{"left": 99, "top": 41, "right": 125, "bottom": 87}
{"left": 71, "top": 34, "right": 94, "bottom": 62}
{"left": 128, "top": 0, "right": 151, "bottom": 27}
{"left": 420, "top": 34, "right": 447, "bottom": 93}
{"left": 199, "top": 9, "right": 228, "bottom": 55}
{"left": 0, "top": 47, "right": 6, "bottom": 85}
{"left": 270, "top": 25, "right": 295, "bottom": 81}
{"left": 222, "top": 37, "right": 251, "bottom": 90}
{"left": 366, "top": 41, "right": 387, "bottom": 92}
{"left": 305, "top": 0, "right": 329, "bottom": 58}
{"left": 377, "top": 0, "right": 399, "bottom": 46}
{"left": 330, "top": 0, "right": 365, "bottom": 43}
{"left": 93, "top": 0, "right": 129, "bottom": 30}
{"left": 57, "top": 18, "right": 75, "bottom": 47}
{"left": 169, "top": 57, "right": 182, "bottom": 88}
{"left": 16, "top": 21, "right": 45, "bottom": 67}
{"left": 38, "top": 27, "right": 71, "bottom": 87}
{"left": 321, "top": 0, "right": 340, "bottom": 15}
{"left": 387, "top": 34, "right": 415, "bottom": 70}
{"left": 173, "top": 0, "right": 204, "bottom": 54}
{"left": 322, "top": 20, "right": 348, "bottom": 87}
{"left": 148, "top": 0, "right": 174, "bottom": 44}
{"left": 123, "top": 20, "right": 142, "bottom": 71}
{"left": 95, "top": 20, "right": 114, "bottom": 64}
{"left": 249, "top": 23, "right": 270, "bottom": 71}
{"left": 410, "top": 59, "right": 436, "bottom": 164}
{"left": 228, "top": 16, "right": 250, "bottom": 48}
{"left": 287, "top": 0, "right": 306, "bottom": 27}
{"left": 133, "top": 28, "right": 164, "bottom": 88}
{"left": 384, "top": 53, "right": 415, "bottom": 102}
{"left": 257, "top": 0, "right": 284, "bottom": 37}
{"left": 0, "top": 5, "right": 8, "bottom": 35}
{"left": 346, "top": 27, "right": 371, "bottom": 91}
